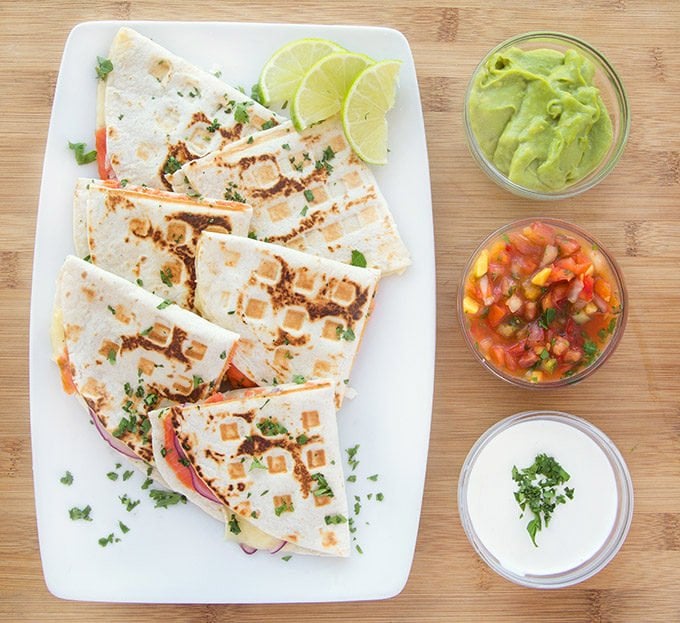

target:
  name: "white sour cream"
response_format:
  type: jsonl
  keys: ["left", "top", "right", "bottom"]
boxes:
{"left": 466, "top": 418, "right": 618, "bottom": 577}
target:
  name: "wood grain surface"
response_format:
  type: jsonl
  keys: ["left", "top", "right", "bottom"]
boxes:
{"left": 1, "top": 0, "right": 679, "bottom": 620}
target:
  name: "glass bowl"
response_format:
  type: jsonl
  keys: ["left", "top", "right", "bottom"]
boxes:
{"left": 458, "top": 410, "right": 634, "bottom": 589}
{"left": 464, "top": 32, "right": 630, "bottom": 200}
{"left": 457, "top": 217, "right": 628, "bottom": 388}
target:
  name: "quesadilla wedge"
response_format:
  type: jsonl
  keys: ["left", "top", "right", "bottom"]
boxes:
{"left": 97, "top": 27, "right": 283, "bottom": 189}
{"left": 195, "top": 231, "right": 380, "bottom": 406}
{"left": 168, "top": 118, "right": 411, "bottom": 275}
{"left": 52, "top": 256, "right": 240, "bottom": 466}
{"left": 149, "top": 380, "right": 350, "bottom": 557}
{"left": 73, "top": 178, "right": 252, "bottom": 310}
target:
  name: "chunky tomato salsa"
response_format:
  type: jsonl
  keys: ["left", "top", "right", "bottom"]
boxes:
{"left": 462, "top": 221, "right": 622, "bottom": 383}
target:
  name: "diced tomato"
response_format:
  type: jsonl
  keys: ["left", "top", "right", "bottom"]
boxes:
{"left": 487, "top": 303, "right": 507, "bottom": 328}
{"left": 509, "top": 232, "right": 542, "bottom": 257}
{"left": 556, "top": 233, "right": 581, "bottom": 257}
{"left": 95, "top": 127, "right": 115, "bottom": 180}
{"left": 518, "top": 351, "right": 539, "bottom": 368}
{"left": 581, "top": 275, "right": 594, "bottom": 301}
{"left": 523, "top": 222, "right": 556, "bottom": 246}
{"left": 57, "top": 350, "right": 76, "bottom": 395}
{"left": 551, "top": 283, "right": 569, "bottom": 306}
{"left": 503, "top": 350, "right": 519, "bottom": 372}
{"left": 163, "top": 416, "right": 194, "bottom": 490}
{"left": 594, "top": 277, "right": 611, "bottom": 302}
{"left": 226, "top": 365, "right": 258, "bottom": 388}
{"left": 489, "top": 345, "right": 505, "bottom": 367}
{"left": 204, "top": 392, "right": 226, "bottom": 404}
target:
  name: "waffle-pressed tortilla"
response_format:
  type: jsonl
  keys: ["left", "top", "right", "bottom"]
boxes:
{"left": 101, "top": 27, "right": 283, "bottom": 189}
{"left": 149, "top": 380, "right": 350, "bottom": 557}
{"left": 169, "top": 118, "right": 411, "bottom": 274}
{"left": 72, "top": 178, "right": 252, "bottom": 310}
{"left": 195, "top": 231, "right": 380, "bottom": 406}
{"left": 52, "top": 256, "right": 240, "bottom": 464}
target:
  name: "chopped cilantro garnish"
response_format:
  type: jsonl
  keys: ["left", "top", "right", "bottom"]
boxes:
{"left": 281, "top": 554, "right": 292, "bottom": 562}
{"left": 107, "top": 349, "right": 117, "bottom": 364}
{"left": 98, "top": 533, "right": 118, "bottom": 547}
{"left": 206, "top": 118, "right": 221, "bottom": 133}
{"left": 356, "top": 544, "right": 363, "bottom": 554}
{"left": 376, "top": 492, "right": 384, "bottom": 502}
{"left": 303, "top": 189, "right": 314, "bottom": 202}
{"left": 274, "top": 501, "right": 294, "bottom": 516}
{"left": 324, "top": 514, "right": 347, "bottom": 525}
{"left": 149, "top": 489, "right": 187, "bottom": 509}
{"left": 122, "top": 470, "right": 134, "bottom": 481}
{"left": 119, "top": 521, "right": 130, "bottom": 534}
{"left": 60, "top": 471, "right": 73, "bottom": 485}
{"left": 350, "top": 249, "right": 367, "bottom": 268}
{"left": 296, "top": 434, "right": 309, "bottom": 445}
{"left": 160, "top": 267, "right": 174, "bottom": 287}
{"left": 234, "top": 102, "right": 249, "bottom": 124}
{"left": 119, "top": 494, "right": 140, "bottom": 512}
{"left": 120, "top": 178, "right": 129, "bottom": 187}
{"left": 292, "top": 374, "right": 305, "bottom": 384}
{"left": 300, "top": 205, "right": 309, "bottom": 216}
{"left": 224, "top": 181, "right": 246, "bottom": 203}
{"left": 68, "top": 505, "right": 92, "bottom": 521}
{"left": 95, "top": 56, "right": 113, "bottom": 80}
{"left": 68, "top": 141, "right": 97, "bottom": 165}
{"left": 107, "top": 471, "right": 119, "bottom": 481}
{"left": 219, "top": 350, "right": 227, "bottom": 359}
{"left": 538, "top": 307, "right": 556, "bottom": 329}
{"left": 228, "top": 514, "right": 241, "bottom": 535}
{"left": 311, "top": 472, "right": 334, "bottom": 498}
{"left": 256, "top": 418, "right": 288, "bottom": 436}
{"left": 346, "top": 475, "right": 356, "bottom": 483}
{"left": 367, "top": 474, "right": 379, "bottom": 482}
{"left": 163, "top": 156, "right": 182, "bottom": 175}
{"left": 336, "top": 326, "right": 356, "bottom": 341}
{"left": 282, "top": 143, "right": 291, "bottom": 151}
{"left": 346, "top": 444, "right": 360, "bottom": 471}
{"left": 261, "top": 119, "right": 276, "bottom": 130}
{"left": 250, "top": 456, "right": 267, "bottom": 471}
{"left": 192, "top": 375, "right": 203, "bottom": 389}
{"left": 156, "top": 299, "right": 173, "bottom": 310}
{"left": 140, "top": 326, "right": 153, "bottom": 336}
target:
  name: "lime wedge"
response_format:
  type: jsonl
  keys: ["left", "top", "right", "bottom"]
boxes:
{"left": 258, "top": 38, "right": 345, "bottom": 108}
{"left": 291, "top": 52, "right": 374, "bottom": 131}
{"left": 341, "top": 60, "right": 401, "bottom": 165}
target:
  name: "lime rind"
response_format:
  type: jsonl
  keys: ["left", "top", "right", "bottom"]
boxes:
{"left": 258, "top": 38, "right": 345, "bottom": 107}
{"left": 291, "top": 51, "right": 374, "bottom": 131}
{"left": 341, "top": 60, "right": 401, "bottom": 165}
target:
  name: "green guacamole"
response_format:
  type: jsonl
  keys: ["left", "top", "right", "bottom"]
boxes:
{"left": 468, "top": 47, "right": 613, "bottom": 192}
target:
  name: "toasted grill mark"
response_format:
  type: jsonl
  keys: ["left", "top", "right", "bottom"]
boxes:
{"left": 161, "top": 141, "right": 197, "bottom": 190}
{"left": 266, "top": 255, "right": 371, "bottom": 328}
{"left": 205, "top": 447, "right": 225, "bottom": 461}
{"left": 190, "top": 111, "right": 211, "bottom": 126}
{"left": 272, "top": 328, "right": 309, "bottom": 348}
{"left": 237, "top": 434, "right": 314, "bottom": 498}
{"left": 120, "top": 326, "right": 190, "bottom": 363}
{"left": 231, "top": 410, "right": 255, "bottom": 423}
{"left": 218, "top": 123, "right": 243, "bottom": 143}
{"left": 105, "top": 191, "right": 136, "bottom": 212}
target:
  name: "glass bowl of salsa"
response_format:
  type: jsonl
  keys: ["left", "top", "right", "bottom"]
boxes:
{"left": 457, "top": 218, "right": 627, "bottom": 388}
{"left": 464, "top": 32, "right": 630, "bottom": 200}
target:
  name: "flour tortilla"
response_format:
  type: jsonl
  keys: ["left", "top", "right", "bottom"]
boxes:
{"left": 53, "top": 256, "right": 240, "bottom": 464}
{"left": 150, "top": 380, "right": 350, "bottom": 556}
{"left": 72, "top": 178, "right": 252, "bottom": 310}
{"left": 195, "top": 230, "right": 380, "bottom": 406}
{"left": 169, "top": 118, "right": 411, "bottom": 275}
{"left": 101, "top": 27, "right": 283, "bottom": 190}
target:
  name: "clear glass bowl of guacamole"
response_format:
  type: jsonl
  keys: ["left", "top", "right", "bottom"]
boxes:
{"left": 464, "top": 32, "right": 630, "bottom": 200}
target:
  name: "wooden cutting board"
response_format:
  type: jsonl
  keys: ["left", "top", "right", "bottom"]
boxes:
{"left": 1, "top": 1, "right": 678, "bottom": 621}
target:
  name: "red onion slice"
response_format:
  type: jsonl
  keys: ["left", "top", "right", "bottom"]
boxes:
{"left": 269, "top": 540, "right": 287, "bottom": 555}
{"left": 239, "top": 544, "right": 258, "bottom": 555}
{"left": 593, "top": 293, "right": 609, "bottom": 313}
{"left": 89, "top": 408, "right": 140, "bottom": 460}
{"left": 170, "top": 430, "right": 222, "bottom": 504}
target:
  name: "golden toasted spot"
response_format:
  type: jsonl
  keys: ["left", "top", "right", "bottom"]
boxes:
{"left": 256, "top": 259, "right": 280, "bottom": 281}
{"left": 161, "top": 259, "right": 183, "bottom": 285}
{"left": 329, "top": 134, "right": 346, "bottom": 154}
{"left": 167, "top": 221, "right": 187, "bottom": 244}
{"left": 227, "top": 462, "right": 246, "bottom": 479}
{"left": 358, "top": 205, "right": 378, "bottom": 225}
{"left": 149, "top": 58, "right": 172, "bottom": 83}
{"left": 64, "top": 323, "right": 83, "bottom": 343}
{"left": 234, "top": 501, "right": 251, "bottom": 516}
{"left": 322, "top": 319, "right": 342, "bottom": 340}
{"left": 138, "top": 357, "right": 155, "bottom": 375}
{"left": 308, "top": 186, "right": 329, "bottom": 205}
{"left": 253, "top": 162, "right": 279, "bottom": 187}
{"left": 220, "top": 422, "right": 240, "bottom": 441}
{"left": 113, "top": 305, "right": 133, "bottom": 324}
{"left": 205, "top": 225, "right": 229, "bottom": 234}
{"left": 98, "top": 340, "right": 119, "bottom": 359}
{"left": 332, "top": 281, "right": 355, "bottom": 305}
{"left": 147, "top": 322, "right": 171, "bottom": 346}
{"left": 343, "top": 170, "right": 362, "bottom": 190}
{"left": 342, "top": 214, "right": 361, "bottom": 233}
{"left": 274, "top": 348, "right": 293, "bottom": 369}
{"left": 301, "top": 410, "right": 320, "bottom": 429}
{"left": 184, "top": 340, "right": 207, "bottom": 361}
{"left": 223, "top": 249, "right": 241, "bottom": 267}
{"left": 81, "top": 286, "right": 96, "bottom": 302}
{"left": 129, "top": 217, "right": 151, "bottom": 237}
{"left": 283, "top": 309, "right": 305, "bottom": 331}
{"left": 294, "top": 268, "right": 315, "bottom": 292}
{"left": 322, "top": 222, "right": 343, "bottom": 243}
{"left": 286, "top": 534, "right": 299, "bottom": 543}
{"left": 307, "top": 449, "right": 326, "bottom": 468}
{"left": 321, "top": 530, "right": 338, "bottom": 547}
{"left": 250, "top": 114, "right": 266, "bottom": 127}
{"left": 172, "top": 375, "right": 193, "bottom": 394}
{"left": 245, "top": 299, "right": 267, "bottom": 320}
{"left": 314, "top": 495, "right": 332, "bottom": 507}
{"left": 268, "top": 202, "right": 291, "bottom": 223}
{"left": 313, "top": 360, "right": 332, "bottom": 377}
{"left": 267, "top": 455, "right": 288, "bottom": 474}
{"left": 273, "top": 494, "right": 293, "bottom": 510}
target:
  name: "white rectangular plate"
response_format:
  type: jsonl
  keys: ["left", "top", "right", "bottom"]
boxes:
{"left": 30, "top": 20, "right": 435, "bottom": 603}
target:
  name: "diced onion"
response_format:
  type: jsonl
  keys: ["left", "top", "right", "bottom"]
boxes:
{"left": 507, "top": 294, "right": 522, "bottom": 313}
{"left": 593, "top": 293, "right": 609, "bottom": 313}
{"left": 567, "top": 278, "right": 584, "bottom": 303}
{"left": 541, "top": 244, "right": 558, "bottom": 266}
{"left": 240, "top": 544, "right": 258, "bottom": 555}
{"left": 269, "top": 540, "right": 287, "bottom": 555}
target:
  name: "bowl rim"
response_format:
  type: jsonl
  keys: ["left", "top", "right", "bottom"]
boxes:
{"left": 456, "top": 217, "right": 628, "bottom": 388}
{"left": 463, "top": 30, "right": 631, "bottom": 200}
{"left": 457, "top": 410, "right": 635, "bottom": 589}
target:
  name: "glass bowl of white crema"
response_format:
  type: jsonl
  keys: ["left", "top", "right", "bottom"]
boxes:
{"left": 458, "top": 410, "right": 633, "bottom": 588}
